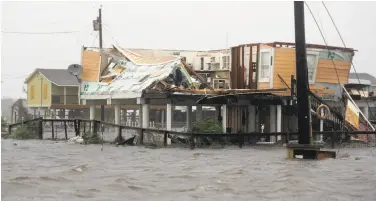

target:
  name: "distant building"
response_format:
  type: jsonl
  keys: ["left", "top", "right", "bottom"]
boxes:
{"left": 24, "top": 68, "right": 80, "bottom": 118}
{"left": 10, "top": 99, "right": 34, "bottom": 123}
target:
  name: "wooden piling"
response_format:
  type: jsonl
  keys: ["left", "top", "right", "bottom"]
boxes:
{"left": 189, "top": 134, "right": 195, "bottom": 150}
{"left": 51, "top": 121, "right": 54, "bottom": 139}
{"left": 140, "top": 128, "right": 144, "bottom": 145}
{"left": 74, "top": 120, "right": 78, "bottom": 136}
{"left": 64, "top": 121, "right": 68, "bottom": 140}
{"left": 39, "top": 119, "right": 43, "bottom": 139}
{"left": 77, "top": 119, "right": 81, "bottom": 135}
{"left": 117, "top": 126, "right": 122, "bottom": 139}
{"left": 8, "top": 125, "right": 12, "bottom": 136}
{"left": 163, "top": 131, "right": 168, "bottom": 146}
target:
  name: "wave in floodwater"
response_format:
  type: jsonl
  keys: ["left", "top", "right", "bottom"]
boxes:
{"left": 2, "top": 139, "right": 376, "bottom": 201}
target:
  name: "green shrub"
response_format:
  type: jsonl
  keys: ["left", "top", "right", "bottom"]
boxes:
{"left": 191, "top": 117, "right": 222, "bottom": 133}
{"left": 82, "top": 132, "right": 104, "bottom": 144}
{"left": 9, "top": 124, "right": 39, "bottom": 140}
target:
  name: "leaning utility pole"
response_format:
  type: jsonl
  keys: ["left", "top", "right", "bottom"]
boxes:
{"left": 93, "top": 6, "right": 105, "bottom": 122}
{"left": 294, "top": 1, "right": 311, "bottom": 145}
{"left": 286, "top": 1, "right": 336, "bottom": 159}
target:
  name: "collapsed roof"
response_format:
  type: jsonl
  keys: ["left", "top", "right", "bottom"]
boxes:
{"left": 80, "top": 45, "right": 206, "bottom": 99}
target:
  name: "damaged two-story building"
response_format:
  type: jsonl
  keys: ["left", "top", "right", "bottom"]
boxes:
{"left": 77, "top": 41, "right": 375, "bottom": 143}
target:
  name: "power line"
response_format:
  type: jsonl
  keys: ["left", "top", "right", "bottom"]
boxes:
{"left": 1, "top": 31, "right": 80, "bottom": 35}
{"left": 321, "top": 1, "right": 374, "bottom": 121}
{"left": 304, "top": 2, "right": 342, "bottom": 92}
{"left": 91, "top": 32, "right": 99, "bottom": 47}
{"left": 102, "top": 24, "right": 121, "bottom": 46}
{"left": 1, "top": 75, "right": 28, "bottom": 79}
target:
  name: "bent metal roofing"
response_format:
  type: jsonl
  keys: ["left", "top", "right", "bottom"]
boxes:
{"left": 80, "top": 45, "right": 195, "bottom": 99}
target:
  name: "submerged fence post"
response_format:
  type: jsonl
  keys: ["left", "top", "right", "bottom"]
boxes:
{"left": 163, "top": 131, "right": 168, "bottom": 146}
{"left": 39, "top": 119, "right": 43, "bottom": 139}
{"left": 93, "top": 121, "right": 98, "bottom": 135}
{"left": 140, "top": 128, "right": 144, "bottom": 145}
{"left": 238, "top": 134, "right": 244, "bottom": 148}
{"left": 331, "top": 131, "right": 335, "bottom": 149}
{"left": 117, "top": 126, "right": 122, "bottom": 139}
{"left": 64, "top": 121, "right": 68, "bottom": 140}
{"left": 51, "top": 120, "right": 54, "bottom": 139}
{"left": 77, "top": 119, "right": 81, "bottom": 136}
{"left": 8, "top": 125, "right": 12, "bottom": 136}
{"left": 189, "top": 134, "right": 196, "bottom": 150}
{"left": 74, "top": 119, "right": 78, "bottom": 136}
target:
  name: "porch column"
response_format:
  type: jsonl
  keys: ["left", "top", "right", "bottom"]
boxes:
{"left": 90, "top": 105, "right": 96, "bottom": 120}
{"left": 269, "top": 105, "right": 276, "bottom": 142}
{"left": 161, "top": 109, "right": 165, "bottom": 128}
{"left": 131, "top": 109, "right": 136, "bottom": 127}
{"left": 363, "top": 107, "right": 369, "bottom": 120}
{"left": 276, "top": 105, "right": 282, "bottom": 141}
{"left": 166, "top": 103, "right": 172, "bottom": 145}
{"left": 319, "top": 108, "right": 324, "bottom": 142}
{"left": 64, "top": 86, "right": 67, "bottom": 105}
{"left": 215, "top": 106, "right": 221, "bottom": 122}
{"left": 248, "top": 105, "right": 256, "bottom": 132}
{"left": 166, "top": 103, "right": 172, "bottom": 131}
{"left": 90, "top": 105, "right": 96, "bottom": 133}
{"left": 222, "top": 105, "right": 227, "bottom": 133}
{"left": 186, "top": 106, "right": 192, "bottom": 132}
{"left": 114, "top": 105, "right": 120, "bottom": 124}
{"left": 196, "top": 105, "right": 203, "bottom": 122}
{"left": 142, "top": 104, "right": 149, "bottom": 128}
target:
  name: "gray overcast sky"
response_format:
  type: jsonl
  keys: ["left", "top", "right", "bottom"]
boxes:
{"left": 1, "top": 1, "right": 376, "bottom": 99}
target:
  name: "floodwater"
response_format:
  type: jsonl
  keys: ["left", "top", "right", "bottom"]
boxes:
{"left": 2, "top": 139, "right": 376, "bottom": 201}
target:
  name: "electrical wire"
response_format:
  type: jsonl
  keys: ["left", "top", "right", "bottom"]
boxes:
{"left": 304, "top": 2, "right": 347, "bottom": 156}
{"left": 91, "top": 32, "right": 99, "bottom": 47}
{"left": 102, "top": 25, "right": 121, "bottom": 46}
{"left": 1, "top": 31, "right": 80, "bottom": 35}
{"left": 321, "top": 1, "right": 374, "bottom": 122}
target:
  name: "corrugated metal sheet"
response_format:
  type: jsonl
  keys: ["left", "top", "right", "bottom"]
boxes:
{"left": 81, "top": 57, "right": 192, "bottom": 99}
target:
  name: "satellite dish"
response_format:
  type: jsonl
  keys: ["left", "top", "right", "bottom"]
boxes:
{"left": 68, "top": 64, "right": 82, "bottom": 76}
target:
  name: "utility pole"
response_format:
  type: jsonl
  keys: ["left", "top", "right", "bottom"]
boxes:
{"left": 94, "top": 6, "right": 105, "bottom": 122}
{"left": 99, "top": 6, "right": 104, "bottom": 123}
{"left": 294, "top": 1, "right": 311, "bottom": 145}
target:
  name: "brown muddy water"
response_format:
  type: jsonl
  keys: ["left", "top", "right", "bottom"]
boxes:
{"left": 1, "top": 139, "right": 376, "bottom": 201}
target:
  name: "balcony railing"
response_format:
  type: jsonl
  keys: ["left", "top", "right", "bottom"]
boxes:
{"left": 51, "top": 95, "right": 78, "bottom": 105}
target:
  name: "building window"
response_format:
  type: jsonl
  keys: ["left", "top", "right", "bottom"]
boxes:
{"left": 30, "top": 86, "right": 35, "bottom": 100}
{"left": 43, "top": 84, "right": 48, "bottom": 99}
{"left": 307, "top": 53, "right": 318, "bottom": 82}
{"left": 222, "top": 56, "right": 230, "bottom": 69}
{"left": 260, "top": 51, "right": 270, "bottom": 81}
{"left": 200, "top": 57, "right": 204, "bottom": 70}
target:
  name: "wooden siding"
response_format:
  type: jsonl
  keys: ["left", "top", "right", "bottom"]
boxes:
{"left": 82, "top": 50, "right": 100, "bottom": 81}
{"left": 272, "top": 47, "right": 351, "bottom": 96}
{"left": 258, "top": 82, "right": 270, "bottom": 89}
{"left": 273, "top": 48, "right": 295, "bottom": 89}
{"left": 315, "top": 60, "right": 351, "bottom": 84}
{"left": 26, "top": 72, "right": 51, "bottom": 107}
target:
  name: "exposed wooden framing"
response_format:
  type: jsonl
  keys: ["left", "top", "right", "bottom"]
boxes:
{"left": 244, "top": 41, "right": 356, "bottom": 52}
{"left": 248, "top": 46, "right": 253, "bottom": 89}
{"left": 255, "top": 44, "right": 260, "bottom": 89}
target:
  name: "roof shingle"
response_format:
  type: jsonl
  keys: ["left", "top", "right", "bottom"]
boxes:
{"left": 349, "top": 73, "right": 376, "bottom": 86}
{"left": 37, "top": 69, "right": 79, "bottom": 86}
